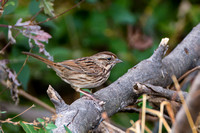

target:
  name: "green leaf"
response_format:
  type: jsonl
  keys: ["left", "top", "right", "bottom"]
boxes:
{"left": 37, "top": 118, "right": 45, "bottom": 123}
{"left": 137, "top": 102, "right": 143, "bottom": 107}
{"left": 38, "top": 128, "right": 45, "bottom": 133}
{"left": 29, "top": 0, "right": 40, "bottom": 15}
{"left": 64, "top": 125, "right": 72, "bottom": 133}
{"left": 20, "top": 121, "right": 37, "bottom": 133}
{"left": 3, "top": 0, "right": 18, "bottom": 15}
{"left": 10, "top": 62, "right": 30, "bottom": 90}
{"left": 45, "top": 123, "right": 57, "bottom": 130}
{"left": 0, "top": 111, "right": 7, "bottom": 114}
{"left": 39, "top": 0, "right": 55, "bottom": 17}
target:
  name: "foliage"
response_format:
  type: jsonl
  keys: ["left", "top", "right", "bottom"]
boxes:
{"left": 64, "top": 125, "right": 72, "bottom": 133}
{"left": 0, "top": 0, "right": 200, "bottom": 132}
{"left": 19, "top": 118, "right": 57, "bottom": 133}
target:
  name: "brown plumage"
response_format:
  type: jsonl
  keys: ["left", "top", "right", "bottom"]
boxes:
{"left": 22, "top": 51, "right": 122, "bottom": 101}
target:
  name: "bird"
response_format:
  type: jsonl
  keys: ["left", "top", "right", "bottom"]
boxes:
{"left": 22, "top": 51, "right": 122, "bottom": 102}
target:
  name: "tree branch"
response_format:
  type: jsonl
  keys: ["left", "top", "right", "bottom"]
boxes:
{"left": 133, "top": 83, "right": 188, "bottom": 103}
{"left": 51, "top": 23, "right": 200, "bottom": 132}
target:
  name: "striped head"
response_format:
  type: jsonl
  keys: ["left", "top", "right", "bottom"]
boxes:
{"left": 91, "top": 51, "right": 122, "bottom": 71}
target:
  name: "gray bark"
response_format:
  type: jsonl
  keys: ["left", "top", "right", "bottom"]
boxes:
{"left": 49, "top": 24, "right": 200, "bottom": 132}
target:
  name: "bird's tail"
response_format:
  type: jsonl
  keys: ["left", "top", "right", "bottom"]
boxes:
{"left": 22, "top": 52, "right": 55, "bottom": 66}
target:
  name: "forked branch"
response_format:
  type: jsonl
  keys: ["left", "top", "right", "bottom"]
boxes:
{"left": 50, "top": 24, "right": 200, "bottom": 132}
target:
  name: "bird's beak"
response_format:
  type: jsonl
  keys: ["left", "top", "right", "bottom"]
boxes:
{"left": 115, "top": 58, "right": 123, "bottom": 63}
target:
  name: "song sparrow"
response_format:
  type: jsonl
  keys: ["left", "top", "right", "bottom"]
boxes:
{"left": 22, "top": 51, "right": 122, "bottom": 102}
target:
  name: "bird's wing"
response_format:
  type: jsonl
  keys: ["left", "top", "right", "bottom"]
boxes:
{"left": 58, "top": 58, "right": 102, "bottom": 76}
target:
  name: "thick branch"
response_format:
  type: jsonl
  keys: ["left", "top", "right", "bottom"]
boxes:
{"left": 52, "top": 24, "right": 200, "bottom": 132}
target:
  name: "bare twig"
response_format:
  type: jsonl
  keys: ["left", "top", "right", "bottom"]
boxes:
{"left": 165, "top": 102, "right": 175, "bottom": 124}
{"left": 134, "top": 83, "right": 188, "bottom": 103}
{"left": 0, "top": 78, "right": 55, "bottom": 114}
{"left": 122, "top": 106, "right": 171, "bottom": 122}
{"left": 159, "top": 101, "right": 174, "bottom": 133}
{"left": 102, "top": 121, "right": 125, "bottom": 133}
{"left": 0, "top": 0, "right": 84, "bottom": 28}
{"left": 16, "top": 48, "right": 32, "bottom": 78}
{"left": 0, "top": 31, "right": 20, "bottom": 54}
{"left": 36, "top": 0, "right": 85, "bottom": 25}
{"left": 18, "top": 89, "right": 56, "bottom": 114}
{"left": 172, "top": 72, "right": 200, "bottom": 132}
{"left": 146, "top": 108, "right": 171, "bottom": 132}
{"left": 141, "top": 94, "right": 147, "bottom": 133}
{"left": 9, "top": 104, "right": 35, "bottom": 121}
{"left": 0, "top": 126, "right": 4, "bottom": 133}
{"left": 172, "top": 75, "right": 197, "bottom": 133}
{"left": 0, "top": 0, "right": 84, "bottom": 54}
{"left": 30, "top": 8, "right": 44, "bottom": 22}
{"left": 178, "top": 66, "right": 200, "bottom": 82}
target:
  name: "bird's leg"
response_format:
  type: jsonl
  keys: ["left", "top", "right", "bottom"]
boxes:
{"left": 73, "top": 87, "right": 105, "bottom": 105}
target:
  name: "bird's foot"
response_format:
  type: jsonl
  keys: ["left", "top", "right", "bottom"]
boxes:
{"left": 78, "top": 89, "right": 105, "bottom": 105}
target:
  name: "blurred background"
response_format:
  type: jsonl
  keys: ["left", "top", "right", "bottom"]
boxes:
{"left": 0, "top": 0, "right": 200, "bottom": 132}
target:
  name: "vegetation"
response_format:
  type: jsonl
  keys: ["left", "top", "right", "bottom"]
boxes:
{"left": 0, "top": 0, "right": 200, "bottom": 132}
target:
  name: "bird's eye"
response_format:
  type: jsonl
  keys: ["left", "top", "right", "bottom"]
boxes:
{"left": 107, "top": 57, "right": 112, "bottom": 61}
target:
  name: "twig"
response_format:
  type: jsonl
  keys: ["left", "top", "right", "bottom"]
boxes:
{"left": 170, "top": 66, "right": 200, "bottom": 90}
{"left": 141, "top": 94, "right": 147, "bottom": 133}
{"left": 122, "top": 106, "right": 171, "bottom": 122}
{"left": 9, "top": 104, "right": 35, "bottom": 121}
{"left": 127, "top": 120, "right": 136, "bottom": 133}
{"left": 164, "top": 101, "right": 175, "bottom": 124}
{"left": 1, "top": 0, "right": 8, "bottom": 7}
{"left": 0, "top": 105, "right": 36, "bottom": 126}
{"left": 0, "top": 31, "right": 20, "bottom": 54}
{"left": 30, "top": 8, "right": 44, "bottom": 22}
{"left": 0, "top": 126, "right": 4, "bottom": 133}
{"left": 172, "top": 75, "right": 197, "bottom": 133}
{"left": 178, "top": 66, "right": 200, "bottom": 82}
{"left": 135, "top": 120, "right": 141, "bottom": 133}
{"left": 134, "top": 83, "right": 188, "bottom": 103}
{"left": 36, "top": 0, "right": 85, "bottom": 25}
{"left": 0, "top": 80, "right": 55, "bottom": 114}
{"left": 0, "top": 0, "right": 84, "bottom": 54}
{"left": 146, "top": 108, "right": 171, "bottom": 132}
{"left": 144, "top": 126, "right": 152, "bottom": 133}
{"left": 0, "top": 119, "right": 39, "bottom": 126}
{"left": 159, "top": 101, "right": 174, "bottom": 133}
{"left": 16, "top": 48, "right": 32, "bottom": 78}
{"left": 1, "top": 84, "right": 55, "bottom": 114}
{"left": 100, "top": 112, "right": 115, "bottom": 132}
{"left": 18, "top": 89, "right": 56, "bottom": 114}
{"left": 0, "top": 120, "right": 19, "bottom": 125}
{"left": 102, "top": 121, "right": 125, "bottom": 133}
{"left": 0, "top": 0, "right": 84, "bottom": 28}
